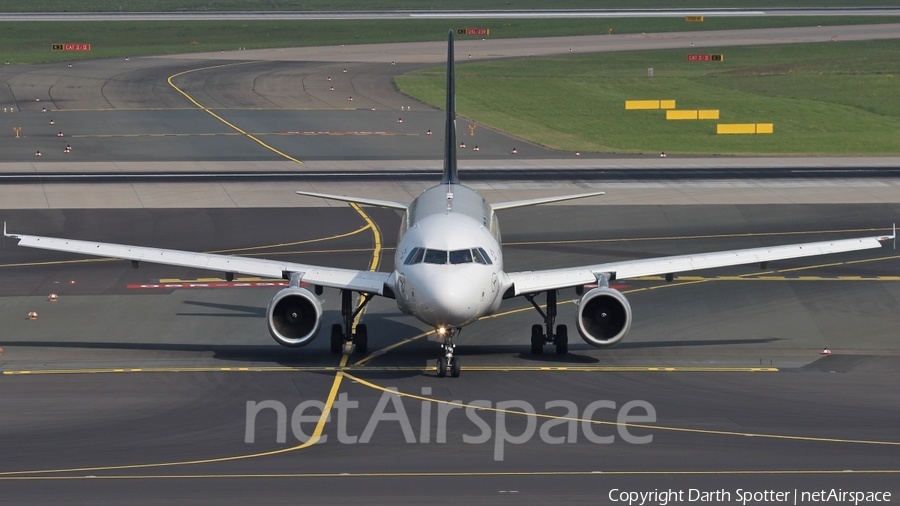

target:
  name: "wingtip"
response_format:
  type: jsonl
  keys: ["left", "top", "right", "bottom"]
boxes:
{"left": 3, "top": 221, "right": 17, "bottom": 239}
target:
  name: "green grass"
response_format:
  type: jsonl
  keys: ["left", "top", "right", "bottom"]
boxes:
{"left": 1, "top": 16, "right": 897, "bottom": 64}
{"left": 396, "top": 39, "right": 900, "bottom": 155}
{"left": 5, "top": 0, "right": 900, "bottom": 12}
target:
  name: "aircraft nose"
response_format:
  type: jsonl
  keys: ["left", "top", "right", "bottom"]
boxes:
{"left": 422, "top": 273, "right": 480, "bottom": 327}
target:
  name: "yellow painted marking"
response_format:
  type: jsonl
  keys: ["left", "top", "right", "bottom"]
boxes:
{"left": 158, "top": 277, "right": 274, "bottom": 283}
{"left": 208, "top": 225, "right": 370, "bottom": 255}
{"left": 346, "top": 202, "right": 383, "bottom": 334}
{"left": 648, "top": 279, "right": 709, "bottom": 290}
{"left": 344, "top": 373, "right": 900, "bottom": 448}
{"left": 354, "top": 330, "right": 432, "bottom": 366}
{"left": 0, "top": 355, "right": 348, "bottom": 478}
{"left": 166, "top": 62, "right": 304, "bottom": 164}
{"left": 502, "top": 227, "right": 892, "bottom": 247}
{"left": 2, "top": 469, "right": 899, "bottom": 481}
{"left": 239, "top": 247, "right": 379, "bottom": 258}
{"left": 632, "top": 275, "right": 900, "bottom": 282}
{"left": 1, "top": 366, "right": 778, "bottom": 376}
{"left": 349, "top": 203, "right": 382, "bottom": 274}
{"left": 846, "top": 253, "right": 900, "bottom": 265}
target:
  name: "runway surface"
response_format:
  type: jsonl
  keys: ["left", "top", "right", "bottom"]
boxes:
{"left": 1, "top": 205, "right": 899, "bottom": 504}
{"left": 1, "top": 26, "right": 899, "bottom": 504}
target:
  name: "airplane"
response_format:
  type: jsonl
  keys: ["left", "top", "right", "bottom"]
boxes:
{"left": 5, "top": 31, "right": 896, "bottom": 378}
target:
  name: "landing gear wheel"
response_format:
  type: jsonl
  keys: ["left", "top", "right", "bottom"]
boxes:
{"left": 354, "top": 324, "right": 368, "bottom": 354}
{"left": 555, "top": 324, "right": 568, "bottom": 355}
{"left": 530, "top": 324, "right": 544, "bottom": 354}
{"left": 436, "top": 356, "right": 448, "bottom": 378}
{"left": 330, "top": 324, "right": 343, "bottom": 354}
{"left": 449, "top": 357, "right": 461, "bottom": 378}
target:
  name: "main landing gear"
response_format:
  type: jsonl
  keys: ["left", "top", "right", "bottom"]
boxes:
{"left": 436, "top": 327, "right": 461, "bottom": 378}
{"left": 524, "top": 290, "right": 568, "bottom": 355}
{"left": 330, "top": 289, "right": 372, "bottom": 354}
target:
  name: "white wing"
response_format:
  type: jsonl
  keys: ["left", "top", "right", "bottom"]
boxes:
{"left": 296, "top": 191, "right": 408, "bottom": 210}
{"left": 491, "top": 192, "right": 605, "bottom": 211}
{"left": 6, "top": 230, "right": 390, "bottom": 295}
{"left": 506, "top": 233, "right": 894, "bottom": 296}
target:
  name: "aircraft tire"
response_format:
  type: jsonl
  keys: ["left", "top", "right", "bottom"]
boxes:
{"left": 530, "top": 324, "right": 544, "bottom": 354}
{"left": 355, "top": 324, "right": 368, "bottom": 354}
{"left": 555, "top": 324, "right": 568, "bottom": 355}
{"left": 330, "top": 324, "right": 343, "bottom": 354}
{"left": 450, "top": 357, "right": 461, "bottom": 377}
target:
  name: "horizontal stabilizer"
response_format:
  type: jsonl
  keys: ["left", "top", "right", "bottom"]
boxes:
{"left": 491, "top": 191, "right": 605, "bottom": 211}
{"left": 296, "top": 191, "right": 408, "bottom": 210}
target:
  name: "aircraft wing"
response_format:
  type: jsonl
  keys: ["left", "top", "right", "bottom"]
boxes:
{"left": 491, "top": 192, "right": 605, "bottom": 211}
{"left": 505, "top": 232, "right": 895, "bottom": 296}
{"left": 5, "top": 228, "right": 391, "bottom": 295}
{"left": 296, "top": 191, "right": 408, "bottom": 210}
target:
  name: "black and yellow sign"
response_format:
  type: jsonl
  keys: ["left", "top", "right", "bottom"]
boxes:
{"left": 685, "top": 16, "right": 704, "bottom": 22}
{"left": 457, "top": 28, "right": 489, "bottom": 36}
{"left": 710, "top": 54, "right": 724, "bottom": 61}
{"left": 52, "top": 44, "right": 64, "bottom": 51}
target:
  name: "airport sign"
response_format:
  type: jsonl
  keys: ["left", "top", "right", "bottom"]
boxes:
{"left": 457, "top": 28, "right": 489, "bottom": 36}
{"left": 52, "top": 44, "right": 91, "bottom": 51}
{"left": 687, "top": 54, "right": 724, "bottom": 61}
{"left": 685, "top": 16, "right": 705, "bottom": 22}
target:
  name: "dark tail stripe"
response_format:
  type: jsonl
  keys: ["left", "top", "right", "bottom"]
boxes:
{"left": 441, "top": 29, "right": 460, "bottom": 185}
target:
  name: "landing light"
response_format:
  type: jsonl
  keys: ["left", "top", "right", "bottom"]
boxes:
{"left": 437, "top": 327, "right": 447, "bottom": 336}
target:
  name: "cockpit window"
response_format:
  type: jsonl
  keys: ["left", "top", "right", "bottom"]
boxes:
{"left": 423, "top": 249, "right": 448, "bottom": 265}
{"left": 449, "top": 249, "right": 473, "bottom": 264}
{"left": 404, "top": 247, "right": 425, "bottom": 265}
{"left": 475, "top": 247, "right": 493, "bottom": 265}
{"left": 409, "top": 247, "right": 490, "bottom": 266}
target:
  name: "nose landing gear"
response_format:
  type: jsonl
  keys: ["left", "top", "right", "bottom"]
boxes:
{"left": 524, "top": 290, "right": 568, "bottom": 355}
{"left": 330, "top": 289, "right": 372, "bottom": 354}
{"left": 436, "top": 328, "right": 461, "bottom": 378}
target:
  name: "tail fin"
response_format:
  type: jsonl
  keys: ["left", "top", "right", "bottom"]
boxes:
{"left": 441, "top": 29, "right": 460, "bottom": 185}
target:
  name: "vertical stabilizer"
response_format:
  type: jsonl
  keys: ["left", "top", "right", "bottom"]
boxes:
{"left": 441, "top": 30, "right": 460, "bottom": 185}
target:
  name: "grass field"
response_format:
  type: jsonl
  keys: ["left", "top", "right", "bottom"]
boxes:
{"left": 396, "top": 39, "right": 900, "bottom": 156}
{"left": 1, "top": 16, "right": 896, "bottom": 64}
{"left": 5, "top": 0, "right": 900, "bottom": 12}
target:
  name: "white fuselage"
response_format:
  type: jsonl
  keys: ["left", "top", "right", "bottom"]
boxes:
{"left": 393, "top": 183, "right": 507, "bottom": 329}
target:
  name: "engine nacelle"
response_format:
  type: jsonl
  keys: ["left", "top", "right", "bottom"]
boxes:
{"left": 576, "top": 287, "right": 632, "bottom": 347}
{"left": 266, "top": 287, "right": 322, "bottom": 347}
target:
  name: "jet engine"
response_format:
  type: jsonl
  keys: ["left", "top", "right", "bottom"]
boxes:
{"left": 266, "top": 287, "right": 322, "bottom": 347}
{"left": 576, "top": 287, "right": 632, "bottom": 347}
